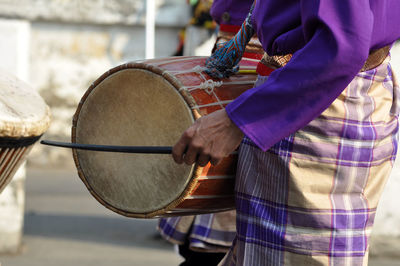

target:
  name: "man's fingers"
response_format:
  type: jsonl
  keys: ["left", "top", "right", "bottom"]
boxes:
{"left": 173, "top": 125, "right": 199, "bottom": 164}
{"left": 172, "top": 136, "right": 190, "bottom": 164}
{"left": 183, "top": 145, "right": 199, "bottom": 165}
{"left": 173, "top": 109, "right": 244, "bottom": 166}
{"left": 197, "top": 153, "right": 211, "bottom": 167}
{"left": 210, "top": 154, "right": 223, "bottom": 166}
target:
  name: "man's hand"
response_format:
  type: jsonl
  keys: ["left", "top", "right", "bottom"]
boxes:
{"left": 172, "top": 109, "right": 244, "bottom": 167}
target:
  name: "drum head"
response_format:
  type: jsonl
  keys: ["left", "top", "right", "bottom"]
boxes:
{"left": 73, "top": 68, "right": 194, "bottom": 215}
{"left": 0, "top": 70, "right": 50, "bottom": 138}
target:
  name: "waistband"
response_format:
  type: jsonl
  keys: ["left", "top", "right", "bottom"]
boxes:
{"left": 257, "top": 45, "right": 391, "bottom": 76}
{"left": 219, "top": 24, "right": 241, "bottom": 33}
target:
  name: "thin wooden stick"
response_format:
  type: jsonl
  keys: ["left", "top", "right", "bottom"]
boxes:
{"left": 40, "top": 140, "right": 173, "bottom": 154}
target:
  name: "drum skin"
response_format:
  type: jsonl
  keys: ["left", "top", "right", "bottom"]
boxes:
{"left": 72, "top": 56, "right": 258, "bottom": 218}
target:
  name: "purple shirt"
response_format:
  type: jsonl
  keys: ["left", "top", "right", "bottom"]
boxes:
{"left": 210, "top": 0, "right": 253, "bottom": 26}
{"left": 225, "top": 0, "right": 400, "bottom": 151}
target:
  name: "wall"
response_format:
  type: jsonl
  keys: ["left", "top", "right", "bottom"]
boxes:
{"left": 0, "top": 0, "right": 191, "bottom": 167}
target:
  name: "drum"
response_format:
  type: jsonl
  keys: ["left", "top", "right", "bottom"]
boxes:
{"left": 0, "top": 70, "right": 50, "bottom": 193}
{"left": 72, "top": 56, "right": 259, "bottom": 218}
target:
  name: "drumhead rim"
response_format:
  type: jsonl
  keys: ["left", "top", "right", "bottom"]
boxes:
{"left": 72, "top": 60, "right": 204, "bottom": 218}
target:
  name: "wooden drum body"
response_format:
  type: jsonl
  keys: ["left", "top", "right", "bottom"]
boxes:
{"left": 72, "top": 56, "right": 258, "bottom": 218}
{"left": 0, "top": 71, "right": 50, "bottom": 193}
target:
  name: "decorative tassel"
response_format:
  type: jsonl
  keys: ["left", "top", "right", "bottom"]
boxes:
{"left": 205, "top": 3, "right": 256, "bottom": 79}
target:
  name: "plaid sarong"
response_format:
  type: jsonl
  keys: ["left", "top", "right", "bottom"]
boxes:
{"left": 220, "top": 55, "right": 400, "bottom": 265}
{"left": 158, "top": 211, "right": 236, "bottom": 252}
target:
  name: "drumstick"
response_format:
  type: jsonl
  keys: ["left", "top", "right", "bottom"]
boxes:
{"left": 40, "top": 140, "right": 173, "bottom": 154}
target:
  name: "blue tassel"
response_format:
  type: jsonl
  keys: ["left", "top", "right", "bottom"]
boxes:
{"left": 205, "top": 3, "right": 255, "bottom": 78}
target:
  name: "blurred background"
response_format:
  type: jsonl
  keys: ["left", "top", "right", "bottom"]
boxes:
{"left": 0, "top": 0, "right": 398, "bottom": 265}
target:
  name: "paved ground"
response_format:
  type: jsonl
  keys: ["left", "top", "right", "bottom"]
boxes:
{"left": 0, "top": 167, "right": 398, "bottom": 266}
{"left": 0, "top": 167, "right": 182, "bottom": 266}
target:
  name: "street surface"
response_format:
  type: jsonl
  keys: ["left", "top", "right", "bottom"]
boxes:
{"left": 0, "top": 166, "right": 398, "bottom": 265}
{"left": 0, "top": 167, "right": 182, "bottom": 266}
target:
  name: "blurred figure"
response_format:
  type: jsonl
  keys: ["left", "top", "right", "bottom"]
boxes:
{"left": 172, "top": 0, "right": 215, "bottom": 56}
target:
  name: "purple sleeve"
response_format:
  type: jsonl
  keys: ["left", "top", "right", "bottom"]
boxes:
{"left": 226, "top": 0, "right": 374, "bottom": 151}
{"left": 210, "top": 0, "right": 254, "bottom": 25}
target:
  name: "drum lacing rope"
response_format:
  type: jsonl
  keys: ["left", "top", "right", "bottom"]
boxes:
{"left": 169, "top": 65, "right": 205, "bottom": 75}
{"left": 176, "top": 65, "right": 224, "bottom": 95}
{"left": 192, "top": 65, "right": 205, "bottom": 73}
{"left": 199, "top": 80, "right": 223, "bottom": 95}
{"left": 180, "top": 79, "right": 223, "bottom": 95}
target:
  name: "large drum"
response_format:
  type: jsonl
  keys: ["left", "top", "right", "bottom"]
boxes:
{"left": 0, "top": 70, "right": 50, "bottom": 193}
{"left": 72, "top": 56, "right": 258, "bottom": 218}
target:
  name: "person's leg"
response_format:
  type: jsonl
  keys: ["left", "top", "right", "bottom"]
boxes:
{"left": 158, "top": 215, "right": 233, "bottom": 266}
{"left": 178, "top": 240, "right": 226, "bottom": 266}
{"left": 221, "top": 56, "right": 399, "bottom": 265}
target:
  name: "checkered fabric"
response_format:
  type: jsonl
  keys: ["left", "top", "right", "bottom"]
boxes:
{"left": 158, "top": 211, "right": 236, "bottom": 252}
{"left": 220, "top": 55, "right": 400, "bottom": 265}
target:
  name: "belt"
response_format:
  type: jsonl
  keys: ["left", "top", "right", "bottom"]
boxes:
{"left": 361, "top": 45, "right": 391, "bottom": 71}
{"left": 257, "top": 45, "right": 391, "bottom": 75}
